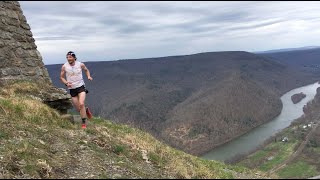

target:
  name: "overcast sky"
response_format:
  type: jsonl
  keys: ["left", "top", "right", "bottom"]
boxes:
{"left": 19, "top": 1, "right": 320, "bottom": 65}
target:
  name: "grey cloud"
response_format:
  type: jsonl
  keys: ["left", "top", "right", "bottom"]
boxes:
{"left": 20, "top": 1, "right": 96, "bottom": 18}
{"left": 22, "top": 1, "right": 257, "bottom": 37}
{"left": 117, "top": 23, "right": 151, "bottom": 34}
{"left": 18, "top": 1, "right": 320, "bottom": 65}
{"left": 226, "top": 19, "right": 286, "bottom": 32}
{"left": 210, "top": 11, "right": 252, "bottom": 22}
{"left": 156, "top": 10, "right": 255, "bottom": 35}
{"left": 35, "top": 36, "right": 77, "bottom": 41}
{"left": 98, "top": 17, "right": 152, "bottom": 35}
{"left": 146, "top": 3, "right": 210, "bottom": 16}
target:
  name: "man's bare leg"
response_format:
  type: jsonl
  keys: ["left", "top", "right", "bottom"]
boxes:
{"left": 78, "top": 92, "right": 87, "bottom": 120}
{"left": 71, "top": 96, "right": 80, "bottom": 112}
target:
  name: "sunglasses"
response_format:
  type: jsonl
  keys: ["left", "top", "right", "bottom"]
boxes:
{"left": 67, "top": 52, "right": 75, "bottom": 56}
{"left": 66, "top": 51, "right": 77, "bottom": 59}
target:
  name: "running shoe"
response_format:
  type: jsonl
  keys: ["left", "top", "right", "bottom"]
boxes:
{"left": 81, "top": 123, "right": 87, "bottom": 129}
{"left": 86, "top": 107, "right": 93, "bottom": 119}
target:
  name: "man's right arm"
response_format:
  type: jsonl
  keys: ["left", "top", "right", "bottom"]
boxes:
{"left": 60, "top": 65, "right": 68, "bottom": 86}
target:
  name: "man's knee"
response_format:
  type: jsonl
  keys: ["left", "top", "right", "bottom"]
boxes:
{"left": 79, "top": 103, "right": 85, "bottom": 109}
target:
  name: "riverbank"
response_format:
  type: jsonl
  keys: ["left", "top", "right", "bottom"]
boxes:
{"left": 199, "top": 107, "right": 282, "bottom": 157}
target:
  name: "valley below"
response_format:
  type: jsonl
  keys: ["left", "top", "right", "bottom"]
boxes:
{"left": 46, "top": 49, "right": 320, "bottom": 156}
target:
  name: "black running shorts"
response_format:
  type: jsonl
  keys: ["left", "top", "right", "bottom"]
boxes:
{"left": 69, "top": 85, "right": 89, "bottom": 97}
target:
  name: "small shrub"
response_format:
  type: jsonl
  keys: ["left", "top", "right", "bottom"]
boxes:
{"left": 0, "top": 131, "right": 8, "bottom": 139}
{"left": 113, "top": 144, "right": 125, "bottom": 155}
{"left": 148, "top": 152, "right": 164, "bottom": 166}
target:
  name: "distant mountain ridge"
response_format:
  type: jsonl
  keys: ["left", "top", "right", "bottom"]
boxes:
{"left": 257, "top": 47, "right": 320, "bottom": 76}
{"left": 255, "top": 46, "right": 320, "bottom": 54}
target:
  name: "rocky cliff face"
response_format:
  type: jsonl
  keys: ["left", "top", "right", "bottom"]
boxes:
{"left": 0, "top": 1, "right": 72, "bottom": 113}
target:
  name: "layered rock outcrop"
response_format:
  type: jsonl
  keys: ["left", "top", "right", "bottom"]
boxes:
{"left": 0, "top": 1, "right": 72, "bottom": 113}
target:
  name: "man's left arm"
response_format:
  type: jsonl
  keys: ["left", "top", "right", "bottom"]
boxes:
{"left": 81, "top": 63, "right": 93, "bottom": 81}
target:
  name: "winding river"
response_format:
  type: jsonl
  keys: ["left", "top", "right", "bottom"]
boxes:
{"left": 201, "top": 81, "right": 320, "bottom": 161}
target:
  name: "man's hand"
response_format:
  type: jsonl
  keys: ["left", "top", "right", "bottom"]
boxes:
{"left": 66, "top": 82, "right": 72, "bottom": 88}
{"left": 88, "top": 76, "right": 93, "bottom": 81}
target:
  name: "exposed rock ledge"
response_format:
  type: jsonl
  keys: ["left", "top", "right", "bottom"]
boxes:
{"left": 41, "top": 87, "right": 73, "bottom": 114}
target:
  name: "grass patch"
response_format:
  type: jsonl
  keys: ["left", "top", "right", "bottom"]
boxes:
{"left": 277, "top": 161, "right": 318, "bottom": 178}
{"left": 0, "top": 131, "right": 8, "bottom": 139}
{"left": 310, "top": 147, "right": 320, "bottom": 154}
{"left": 24, "top": 164, "right": 38, "bottom": 177}
{"left": 85, "top": 128, "right": 96, "bottom": 135}
{"left": 91, "top": 117, "right": 105, "bottom": 124}
{"left": 250, "top": 149, "right": 269, "bottom": 162}
{"left": 0, "top": 99, "right": 15, "bottom": 113}
{"left": 13, "top": 103, "right": 24, "bottom": 115}
{"left": 238, "top": 141, "right": 298, "bottom": 172}
{"left": 98, "top": 172, "right": 110, "bottom": 179}
{"left": 148, "top": 151, "right": 165, "bottom": 167}
{"left": 258, "top": 142, "right": 297, "bottom": 171}
{"left": 113, "top": 144, "right": 126, "bottom": 155}
{"left": 106, "top": 122, "right": 133, "bottom": 134}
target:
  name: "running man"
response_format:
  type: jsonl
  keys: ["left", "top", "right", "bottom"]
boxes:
{"left": 60, "top": 51, "right": 93, "bottom": 129}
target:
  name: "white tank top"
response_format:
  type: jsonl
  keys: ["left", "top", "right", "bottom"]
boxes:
{"left": 64, "top": 61, "right": 85, "bottom": 89}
